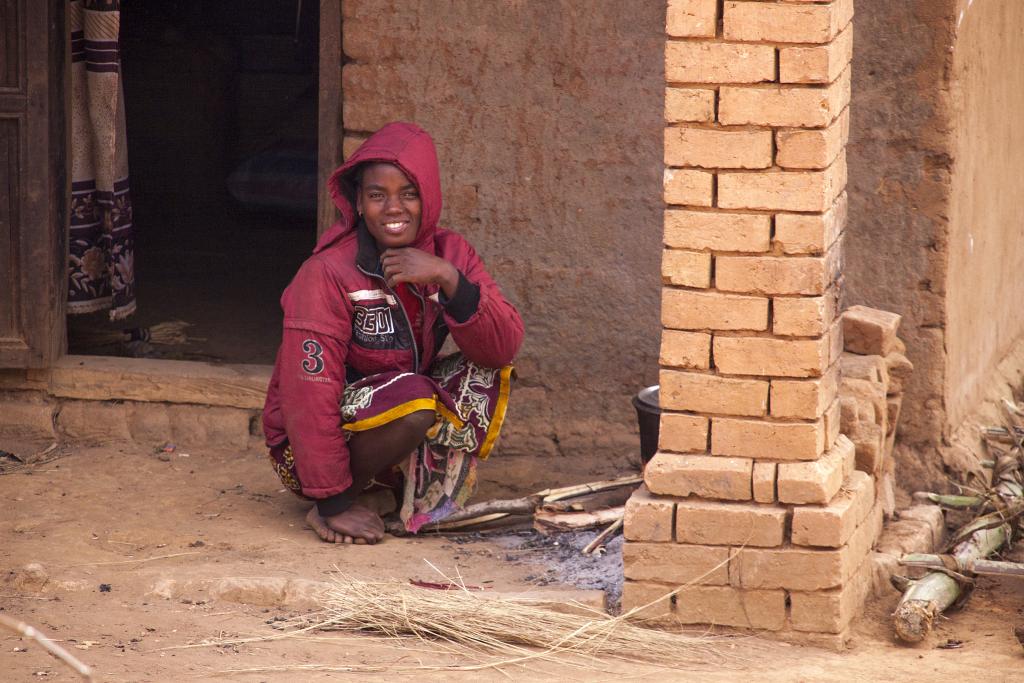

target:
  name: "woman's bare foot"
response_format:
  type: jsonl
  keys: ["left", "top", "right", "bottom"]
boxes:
{"left": 305, "top": 505, "right": 385, "bottom": 544}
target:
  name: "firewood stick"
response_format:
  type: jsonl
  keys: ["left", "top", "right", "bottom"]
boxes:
{"left": 539, "top": 475, "right": 642, "bottom": 504}
{"left": 434, "top": 512, "right": 513, "bottom": 530}
{"left": 384, "top": 475, "right": 642, "bottom": 534}
{"left": 534, "top": 506, "right": 626, "bottom": 534}
{"left": 431, "top": 496, "right": 540, "bottom": 526}
{"left": 0, "top": 614, "right": 93, "bottom": 680}
{"left": 582, "top": 517, "right": 624, "bottom": 555}
{"left": 424, "top": 475, "right": 639, "bottom": 527}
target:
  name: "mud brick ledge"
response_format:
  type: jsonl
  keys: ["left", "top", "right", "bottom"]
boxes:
{"left": 622, "top": 0, "right": 874, "bottom": 648}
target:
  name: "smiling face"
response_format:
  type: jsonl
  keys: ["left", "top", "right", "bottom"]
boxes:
{"left": 355, "top": 162, "right": 423, "bottom": 249}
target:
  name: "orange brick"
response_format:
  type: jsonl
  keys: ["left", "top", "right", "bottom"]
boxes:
{"left": 664, "top": 168, "right": 714, "bottom": 207}
{"left": 719, "top": 68, "right": 851, "bottom": 128}
{"left": 790, "top": 556, "right": 873, "bottom": 633}
{"left": 723, "top": 0, "right": 853, "bottom": 44}
{"left": 621, "top": 581, "right": 673, "bottom": 620}
{"left": 665, "top": 210, "right": 771, "bottom": 253}
{"left": 624, "top": 542, "right": 730, "bottom": 585}
{"left": 825, "top": 397, "right": 842, "bottom": 450}
{"left": 712, "top": 416, "right": 825, "bottom": 461}
{"left": 662, "top": 288, "right": 769, "bottom": 331}
{"left": 666, "top": 42, "right": 776, "bottom": 84}
{"left": 780, "top": 23, "right": 854, "bottom": 84}
{"left": 659, "top": 412, "right": 710, "bottom": 453}
{"left": 792, "top": 470, "right": 875, "bottom": 548}
{"left": 829, "top": 317, "right": 845, "bottom": 366}
{"left": 675, "top": 585, "right": 786, "bottom": 629}
{"left": 666, "top": 0, "right": 718, "bottom": 38}
{"left": 718, "top": 153, "right": 847, "bottom": 212}
{"left": 665, "top": 127, "right": 773, "bottom": 170}
{"left": 665, "top": 87, "right": 716, "bottom": 123}
{"left": 771, "top": 363, "right": 840, "bottom": 419}
{"left": 715, "top": 254, "right": 835, "bottom": 296}
{"left": 645, "top": 452, "right": 753, "bottom": 501}
{"left": 842, "top": 305, "right": 902, "bottom": 356}
{"left": 753, "top": 462, "right": 777, "bottom": 503}
{"left": 660, "top": 330, "right": 712, "bottom": 370}
{"left": 660, "top": 369, "right": 768, "bottom": 417}
{"left": 777, "top": 434, "right": 855, "bottom": 504}
{"left": 624, "top": 486, "right": 675, "bottom": 542}
{"left": 773, "top": 290, "right": 839, "bottom": 337}
{"left": 675, "top": 499, "right": 786, "bottom": 547}
{"left": 662, "top": 249, "right": 712, "bottom": 288}
{"left": 842, "top": 352, "right": 889, "bottom": 383}
{"left": 730, "top": 503, "right": 879, "bottom": 592}
{"left": 776, "top": 108, "right": 850, "bottom": 170}
{"left": 713, "top": 336, "right": 829, "bottom": 378}
{"left": 886, "top": 351, "right": 914, "bottom": 395}
{"left": 624, "top": 583, "right": 787, "bottom": 629}
{"left": 775, "top": 193, "right": 847, "bottom": 255}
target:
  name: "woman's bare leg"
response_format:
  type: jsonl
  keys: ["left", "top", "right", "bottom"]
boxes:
{"left": 307, "top": 409, "right": 435, "bottom": 544}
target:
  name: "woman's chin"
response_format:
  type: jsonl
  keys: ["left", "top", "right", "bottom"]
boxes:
{"left": 371, "top": 229, "right": 418, "bottom": 249}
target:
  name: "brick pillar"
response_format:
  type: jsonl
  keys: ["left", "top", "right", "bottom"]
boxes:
{"left": 623, "top": 0, "right": 878, "bottom": 645}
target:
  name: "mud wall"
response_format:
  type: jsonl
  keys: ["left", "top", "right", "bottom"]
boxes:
{"left": 341, "top": 1, "right": 665, "bottom": 479}
{"left": 844, "top": 0, "right": 957, "bottom": 453}
{"left": 846, "top": 0, "right": 1024, "bottom": 477}
{"left": 945, "top": 0, "right": 1024, "bottom": 429}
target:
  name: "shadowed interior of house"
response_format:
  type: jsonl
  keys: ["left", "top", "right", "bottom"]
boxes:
{"left": 68, "top": 0, "right": 320, "bottom": 364}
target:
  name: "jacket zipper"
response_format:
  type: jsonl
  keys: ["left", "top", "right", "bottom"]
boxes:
{"left": 357, "top": 264, "right": 420, "bottom": 374}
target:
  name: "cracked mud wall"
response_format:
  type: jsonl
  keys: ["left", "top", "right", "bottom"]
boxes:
{"left": 945, "top": 0, "right": 1024, "bottom": 430}
{"left": 845, "top": 0, "right": 958, "bottom": 457}
{"left": 340, "top": 1, "right": 665, "bottom": 477}
{"left": 847, "top": 0, "right": 1024, "bottom": 487}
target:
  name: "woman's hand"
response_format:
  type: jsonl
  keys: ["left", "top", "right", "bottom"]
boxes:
{"left": 381, "top": 248, "right": 459, "bottom": 299}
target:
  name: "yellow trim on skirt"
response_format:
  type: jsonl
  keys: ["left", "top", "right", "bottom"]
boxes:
{"left": 478, "top": 365, "right": 513, "bottom": 461}
{"left": 342, "top": 396, "right": 466, "bottom": 433}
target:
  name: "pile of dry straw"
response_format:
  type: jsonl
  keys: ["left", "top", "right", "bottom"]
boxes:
{"left": 216, "top": 566, "right": 743, "bottom": 676}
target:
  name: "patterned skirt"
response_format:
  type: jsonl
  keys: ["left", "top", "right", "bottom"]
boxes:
{"left": 268, "top": 353, "right": 513, "bottom": 533}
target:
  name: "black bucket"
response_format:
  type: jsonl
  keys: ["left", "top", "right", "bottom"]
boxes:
{"left": 632, "top": 385, "right": 661, "bottom": 465}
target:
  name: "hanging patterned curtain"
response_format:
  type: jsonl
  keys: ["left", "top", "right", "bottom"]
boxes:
{"left": 67, "top": 0, "right": 136, "bottom": 320}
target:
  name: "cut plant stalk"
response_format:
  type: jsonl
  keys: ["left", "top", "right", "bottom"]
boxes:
{"left": 893, "top": 403, "right": 1024, "bottom": 643}
{"left": 900, "top": 553, "right": 1024, "bottom": 578}
{"left": 893, "top": 517, "right": 1006, "bottom": 642}
{"left": 910, "top": 492, "right": 985, "bottom": 509}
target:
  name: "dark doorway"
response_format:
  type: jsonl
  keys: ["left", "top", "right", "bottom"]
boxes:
{"left": 68, "top": 0, "right": 320, "bottom": 364}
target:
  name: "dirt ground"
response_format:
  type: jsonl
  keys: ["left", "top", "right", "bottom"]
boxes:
{"left": 2, "top": 443, "right": 1023, "bottom": 682}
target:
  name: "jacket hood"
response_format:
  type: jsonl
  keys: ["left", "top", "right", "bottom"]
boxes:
{"left": 315, "top": 122, "right": 443, "bottom": 255}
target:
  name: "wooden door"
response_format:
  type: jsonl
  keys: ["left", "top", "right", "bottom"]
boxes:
{"left": 317, "top": 0, "right": 343, "bottom": 237}
{"left": 0, "top": 0, "right": 67, "bottom": 368}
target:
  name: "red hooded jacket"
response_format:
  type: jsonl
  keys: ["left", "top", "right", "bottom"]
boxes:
{"left": 262, "top": 122, "right": 524, "bottom": 508}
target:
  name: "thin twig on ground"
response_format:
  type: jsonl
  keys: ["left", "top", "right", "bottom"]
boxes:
{"left": 0, "top": 614, "right": 93, "bottom": 680}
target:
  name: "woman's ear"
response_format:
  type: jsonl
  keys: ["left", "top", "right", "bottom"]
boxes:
{"left": 355, "top": 191, "right": 363, "bottom": 217}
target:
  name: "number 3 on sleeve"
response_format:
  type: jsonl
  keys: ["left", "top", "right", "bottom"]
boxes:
{"left": 301, "top": 339, "right": 325, "bottom": 375}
